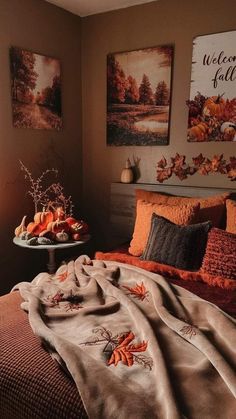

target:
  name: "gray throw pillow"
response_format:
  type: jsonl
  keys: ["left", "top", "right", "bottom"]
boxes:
{"left": 141, "top": 214, "right": 211, "bottom": 271}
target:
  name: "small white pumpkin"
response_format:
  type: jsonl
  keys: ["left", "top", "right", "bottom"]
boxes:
{"left": 55, "top": 230, "right": 69, "bottom": 243}
{"left": 220, "top": 122, "right": 236, "bottom": 141}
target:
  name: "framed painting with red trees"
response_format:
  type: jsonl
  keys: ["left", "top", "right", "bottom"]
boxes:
{"left": 187, "top": 30, "right": 236, "bottom": 142}
{"left": 9, "top": 47, "right": 62, "bottom": 130}
{"left": 107, "top": 45, "right": 174, "bottom": 146}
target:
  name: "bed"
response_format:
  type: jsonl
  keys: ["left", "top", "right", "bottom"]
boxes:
{"left": 1, "top": 184, "right": 236, "bottom": 418}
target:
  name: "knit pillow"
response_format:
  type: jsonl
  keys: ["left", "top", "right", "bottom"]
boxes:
{"left": 128, "top": 200, "right": 200, "bottom": 257}
{"left": 135, "top": 189, "right": 229, "bottom": 227}
{"left": 141, "top": 214, "right": 211, "bottom": 271}
{"left": 201, "top": 228, "right": 236, "bottom": 280}
{"left": 226, "top": 199, "right": 236, "bottom": 233}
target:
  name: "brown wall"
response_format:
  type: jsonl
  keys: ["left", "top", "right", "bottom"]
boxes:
{"left": 0, "top": 0, "right": 82, "bottom": 294}
{"left": 81, "top": 0, "right": 236, "bottom": 249}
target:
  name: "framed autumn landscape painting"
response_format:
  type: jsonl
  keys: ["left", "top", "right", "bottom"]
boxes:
{"left": 107, "top": 45, "right": 174, "bottom": 146}
{"left": 10, "top": 47, "right": 62, "bottom": 130}
{"left": 187, "top": 30, "right": 236, "bottom": 142}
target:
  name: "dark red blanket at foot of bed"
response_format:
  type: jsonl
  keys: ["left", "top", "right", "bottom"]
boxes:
{"left": 0, "top": 292, "right": 87, "bottom": 419}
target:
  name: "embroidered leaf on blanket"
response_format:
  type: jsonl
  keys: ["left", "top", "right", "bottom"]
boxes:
{"left": 45, "top": 291, "right": 64, "bottom": 307}
{"left": 122, "top": 282, "right": 148, "bottom": 301}
{"left": 57, "top": 271, "right": 68, "bottom": 282}
{"left": 180, "top": 325, "right": 197, "bottom": 339}
{"left": 45, "top": 289, "right": 83, "bottom": 311}
{"left": 80, "top": 327, "right": 153, "bottom": 370}
{"left": 107, "top": 331, "right": 151, "bottom": 369}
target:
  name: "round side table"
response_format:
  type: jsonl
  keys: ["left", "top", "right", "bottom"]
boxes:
{"left": 13, "top": 235, "right": 90, "bottom": 274}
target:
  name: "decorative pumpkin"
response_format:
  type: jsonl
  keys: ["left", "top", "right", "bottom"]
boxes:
{"left": 72, "top": 233, "right": 82, "bottom": 241}
{"left": 65, "top": 217, "right": 78, "bottom": 226}
{"left": 203, "top": 95, "right": 226, "bottom": 118}
{"left": 53, "top": 206, "right": 65, "bottom": 221}
{"left": 220, "top": 122, "right": 236, "bottom": 141}
{"left": 70, "top": 222, "right": 83, "bottom": 234}
{"left": 120, "top": 159, "right": 133, "bottom": 184}
{"left": 34, "top": 210, "right": 54, "bottom": 227}
{"left": 55, "top": 231, "right": 69, "bottom": 243}
{"left": 188, "top": 122, "right": 208, "bottom": 141}
{"left": 26, "top": 221, "right": 45, "bottom": 236}
{"left": 14, "top": 215, "right": 27, "bottom": 237}
{"left": 47, "top": 219, "right": 69, "bottom": 234}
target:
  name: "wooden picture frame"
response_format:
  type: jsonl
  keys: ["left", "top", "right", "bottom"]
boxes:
{"left": 187, "top": 30, "right": 236, "bottom": 142}
{"left": 107, "top": 45, "right": 174, "bottom": 146}
{"left": 10, "top": 47, "right": 62, "bottom": 130}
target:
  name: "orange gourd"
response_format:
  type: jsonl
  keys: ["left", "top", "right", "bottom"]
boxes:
{"left": 27, "top": 222, "right": 45, "bottom": 236}
{"left": 47, "top": 219, "right": 69, "bottom": 233}
{"left": 203, "top": 95, "right": 226, "bottom": 118}
{"left": 188, "top": 122, "right": 208, "bottom": 141}
{"left": 34, "top": 210, "right": 54, "bottom": 226}
{"left": 53, "top": 206, "right": 65, "bottom": 221}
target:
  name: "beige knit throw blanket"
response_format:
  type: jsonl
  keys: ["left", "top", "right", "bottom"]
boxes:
{"left": 13, "top": 255, "right": 236, "bottom": 419}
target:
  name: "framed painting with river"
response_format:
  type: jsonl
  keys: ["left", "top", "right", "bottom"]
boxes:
{"left": 107, "top": 45, "right": 174, "bottom": 146}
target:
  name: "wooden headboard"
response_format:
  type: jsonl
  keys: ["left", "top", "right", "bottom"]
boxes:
{"left": 109, "top": 182, "right": 236, "bottom": 247}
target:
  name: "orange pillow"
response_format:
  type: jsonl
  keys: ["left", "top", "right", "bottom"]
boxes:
{"left": 135, "top": 189, "right": 229, "bottom": 227}
{"left": 226, "top": 199, "right": 236, "bottom": 233}
{"left": 129, "top": 200, "right": 200, "bottom": 257}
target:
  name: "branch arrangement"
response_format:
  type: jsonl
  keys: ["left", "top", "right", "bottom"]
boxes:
{"left": 20, "top": 160, "right": 73, "bottom": 215}
{"left": 156, "top": 153, "right": 236, "bottom": 183}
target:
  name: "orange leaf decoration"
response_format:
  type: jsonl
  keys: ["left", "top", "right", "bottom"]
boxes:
{"left": 122, "top": 282, "right": 148, "bottom": 301}
{"left": 211, "top": 154, "right": 224, "bottom": 172}
{"left": 107, "top": 332, "right": 148, "bottom": 367}
{"left": 156, "top": 167, "right": 172, "bottom": 183}
{"left": 157, "top": 156, "right": 167, "bottom": 169}
{"left": 171, "top": 153, "right": 186, "bottom": 169}
{"left": 227, "top": 168, "right": 236, "bottom": 181}
{"left": 192, "top": 153, "right": 205, "bottom": 167}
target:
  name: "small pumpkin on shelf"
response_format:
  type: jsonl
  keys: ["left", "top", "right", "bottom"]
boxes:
{"left": 120, "top": 158, "right": 134, "bottom": 184}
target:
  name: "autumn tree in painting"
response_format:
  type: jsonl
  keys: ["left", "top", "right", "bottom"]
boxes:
{"left": 107, "top": 46, "right": 173, "bottom": 145}
{"left": 10, "top": 47, "right": 38, "bottom": 103}
{"left": 107, "top": 54, "right": 126, "bottom": 104}
{"left": 155, "top": 81, "right": 169, "bottom": 106}
{"left": 139, "top": 74, "right": 154, "bottom": 105}
{"left": 10, "top": 47, "right": 62, "bottom": 130}
{"left": 125, "top": 75, "right": 139, "bottom": 104}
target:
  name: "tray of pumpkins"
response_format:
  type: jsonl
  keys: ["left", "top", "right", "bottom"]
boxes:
{"left": 14, "top": 207, "right": 89, "bottom": 246}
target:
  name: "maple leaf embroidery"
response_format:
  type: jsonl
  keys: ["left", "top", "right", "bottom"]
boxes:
{"left": 56, "top": 271, "right": 68, "bottom": 282}
{"left": 45, "top": 291, "right": 64, "bottom": 307}
{"left": 44, "top": 289, "right": 83, "bottom": 311}
{"left": 122, "top": 282, "right": 148, "bottom": 301}
{"left": 180, "top": 325, "right": 197, "bottom": 339}
{"left": 80, "top": 327, "right": 153, "bottom": 370}
{"left": 107, "top": 331, "right": 149, "bottom": 368}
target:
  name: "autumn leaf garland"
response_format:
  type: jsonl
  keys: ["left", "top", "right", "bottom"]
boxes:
{"left": 156, "top": 153, "right": 236, "bottom": 183}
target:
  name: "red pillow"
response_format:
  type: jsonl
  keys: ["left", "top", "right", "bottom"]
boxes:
{"left": 201, "top": 228, "right": 236, "bottom": 280}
